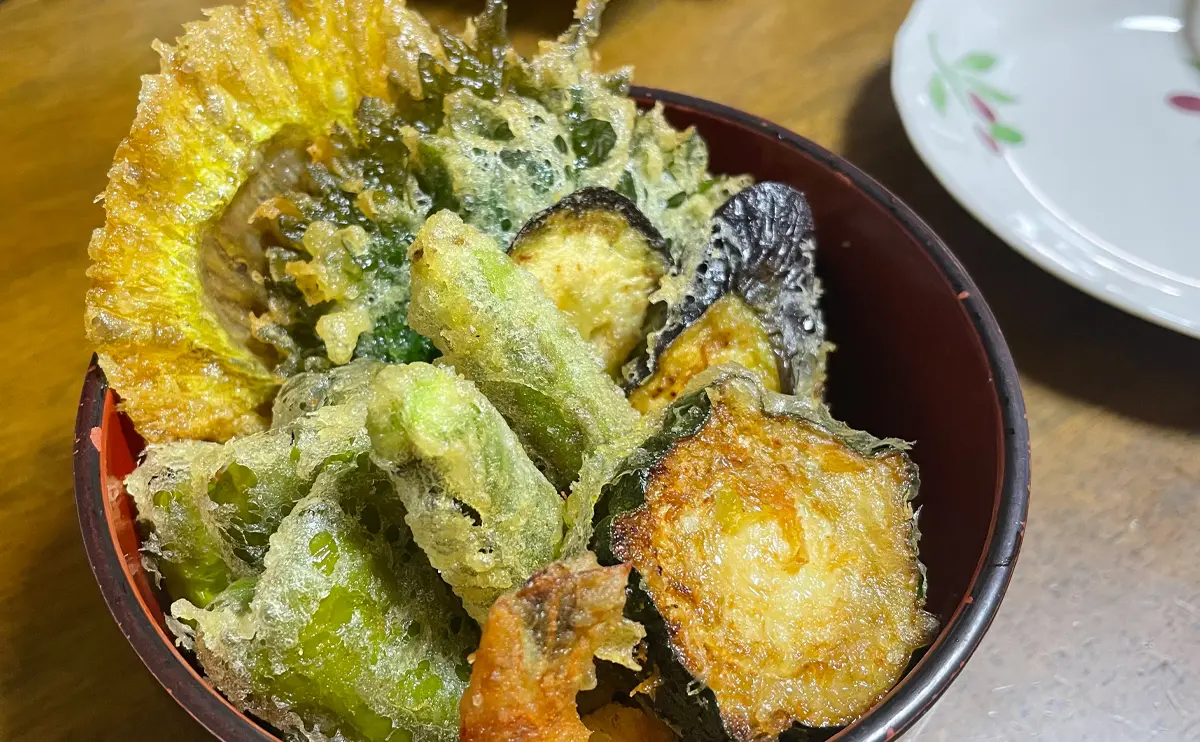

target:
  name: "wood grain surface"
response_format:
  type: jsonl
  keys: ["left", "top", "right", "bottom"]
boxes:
{"left": 0, "top": 0, "right": 1197, "bottom": 740}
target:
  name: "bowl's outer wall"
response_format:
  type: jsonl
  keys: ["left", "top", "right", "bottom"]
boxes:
{"left": 75, "top": 362, "right": 279, "bottom": 740}
{"left": 74, "top": 90, "right": 1029, "bottom": 742}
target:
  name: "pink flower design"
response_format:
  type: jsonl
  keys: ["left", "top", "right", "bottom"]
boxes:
{"left": 969, "top": 93, "right": 997, "bottom": 123}
{"left": 928, "top": 34, "right": 1023, "bottom": 154}
{"left": 975, "top": 124, "right": 1000, "bottom": 154}
{"left": 1168, "top": 93, "right": 1200, "bottom": 114}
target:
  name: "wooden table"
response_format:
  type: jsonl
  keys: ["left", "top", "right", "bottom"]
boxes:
{"left": 1, "top": 0, "right": 1197, "bottom": 739}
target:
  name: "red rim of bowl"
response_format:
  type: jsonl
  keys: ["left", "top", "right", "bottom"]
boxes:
{"left": 73, "top": 87, "right": 1031, "bottom": 742}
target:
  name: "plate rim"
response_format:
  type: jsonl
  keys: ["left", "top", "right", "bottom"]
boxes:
{"left": 891, "top": 0, "right": 1200, "bottom": 341}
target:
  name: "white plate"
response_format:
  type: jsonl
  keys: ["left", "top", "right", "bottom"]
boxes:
{"left": 893, "top": 0, "right": 1200, "bottom": 338}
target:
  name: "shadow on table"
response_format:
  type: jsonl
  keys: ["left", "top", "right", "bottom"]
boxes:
{"left": 840, "top": 63, "right": 1200, "bottom": 433}
{"left": 0, "top": 437, "right": 209, "bottom": 742}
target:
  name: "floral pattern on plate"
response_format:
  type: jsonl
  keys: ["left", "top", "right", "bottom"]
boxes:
{"left": 1169, "top": 61, "right": 1200, "bottom": 114}
{"left": 1168, "top": 92, "right": 1200, "bottom": 113}
{"left": 927, "top": 33, "right": 1023, "bottom": 153}
{"left": 894, "top": 0, "right": 1200, "bottom": 340}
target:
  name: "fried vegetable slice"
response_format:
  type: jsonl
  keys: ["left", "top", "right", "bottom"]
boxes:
{"left": 87, "top": 0, "right": 748, "bottom": 443}
{"left": 594, "top": 367, "right": 937, "bottom": 740}
{"left": 626, "top": 183, "right": 827, "bottom": 405}
{"left": 127, "top": 379, "right": 375, "bottom": 604}
{"left": 509, "top": 188, "right": 669, "bottom": 377}
{"left": 406, "top": 211, "right": 639, "bottom": 490}
{"left": 460, "top": 553, "right": 644, "bottom": 742}
{"left": 628, "top": 295, "right": 780, "bottom": 416}
{"left": 367, "top": 363, "right": 563, "bottom": 622}
{"left": 175, "top": 470, "right": 476, "bottom": 742}
{"left": 126, "top": 442, "right": 252, "bottom": 608}
{"left": 84, "top": 0, "right": 441, "bottom": 441}
{"left": 582, "top": 703, "right": 677, "bottom": 742}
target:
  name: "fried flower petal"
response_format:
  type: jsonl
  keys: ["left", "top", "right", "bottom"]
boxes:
{"left": 460, "top": 553, "right": 644, "bottom": 742}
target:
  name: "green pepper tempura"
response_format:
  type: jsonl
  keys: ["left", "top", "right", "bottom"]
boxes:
{"left": 175, "top": 466, "right": 476, "bottom": 742}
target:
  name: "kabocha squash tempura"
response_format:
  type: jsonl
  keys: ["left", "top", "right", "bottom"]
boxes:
{"left": 92, "top": 0, "right": 936, "bottom": 739}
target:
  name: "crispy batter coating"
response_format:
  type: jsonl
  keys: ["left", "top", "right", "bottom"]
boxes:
{"left": 510, "top": 189, "right": 668, "bottom": 377}
{"left": 367, "top": 363, "right": 563, "bottom": 622}
{"left": 612, "top": 370, "right": 938, "bottom": 737}
{"left": 406, "top": 211, "right": 639, "bottom": 491}
{"left": 629, "top": 295, "right": 780, "bottom": 416}
{"left": 174, "top": 469, "right": 477, "bottom": 742}
{"left": 86, "top": 0, "right": 443, "bottom": 441}
{"left": 126, "top": 383, "right": 375, "bottom": 605}
{"left": 460, "top": 554, "right": 644, "bottom": 742}
{"left": 133, "top": 358, "right": 564, "bottom": 622}
{"left": 86, "top": 0, "right": 747, "bottom": 443}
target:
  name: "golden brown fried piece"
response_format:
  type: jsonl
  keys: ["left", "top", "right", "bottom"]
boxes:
{"left": 460, "top": 554, "right": 644, "bottom": 742}
{"left": 613, "top": 371, "right": 937, "bottom": 736}
{"left": 629, "top": 295, "right": 780, "bottom": 415}
{"left": 85, "top": 0, "right": 444, "bottom": 441}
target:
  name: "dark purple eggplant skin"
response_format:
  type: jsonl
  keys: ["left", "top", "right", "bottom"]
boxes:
{"left": 624, "top": 181, "right": 825, "bottom": 398}
{"left": 508, "top": 186, "right": 668, "bottom": 255}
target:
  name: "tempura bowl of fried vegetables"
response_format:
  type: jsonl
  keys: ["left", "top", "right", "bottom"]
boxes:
{"left": 73, "top": 1, "right": 1029, "bottom": 740}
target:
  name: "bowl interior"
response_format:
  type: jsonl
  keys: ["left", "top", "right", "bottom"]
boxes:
{"left": 77, "top": 91, "right": 1026, "bottom": 742}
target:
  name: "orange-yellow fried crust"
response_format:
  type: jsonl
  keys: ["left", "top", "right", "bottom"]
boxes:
{"left": 85, "top": 0, "right": 443, "bottom": 441}
{"left": 460, "top": 554, "right": 644, "bottom": 742}
{"left": 582, "top": 703, "right": 677, "bottom": 742}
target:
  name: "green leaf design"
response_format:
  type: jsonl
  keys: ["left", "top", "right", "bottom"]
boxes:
{"left": 990, "top": 123, "right": 1024, "bottom": 144}
{"left": 1192, "top": 58, "right": 1200, "bottom": 73}
{"left": 929, "top": 74, "right": 948, "bottom": 114}
{"left": 957, "top": 52, "right": 997, "bottom": 71}
{"left": 967, "top": 79, "right": 1017, "bottom": 104}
